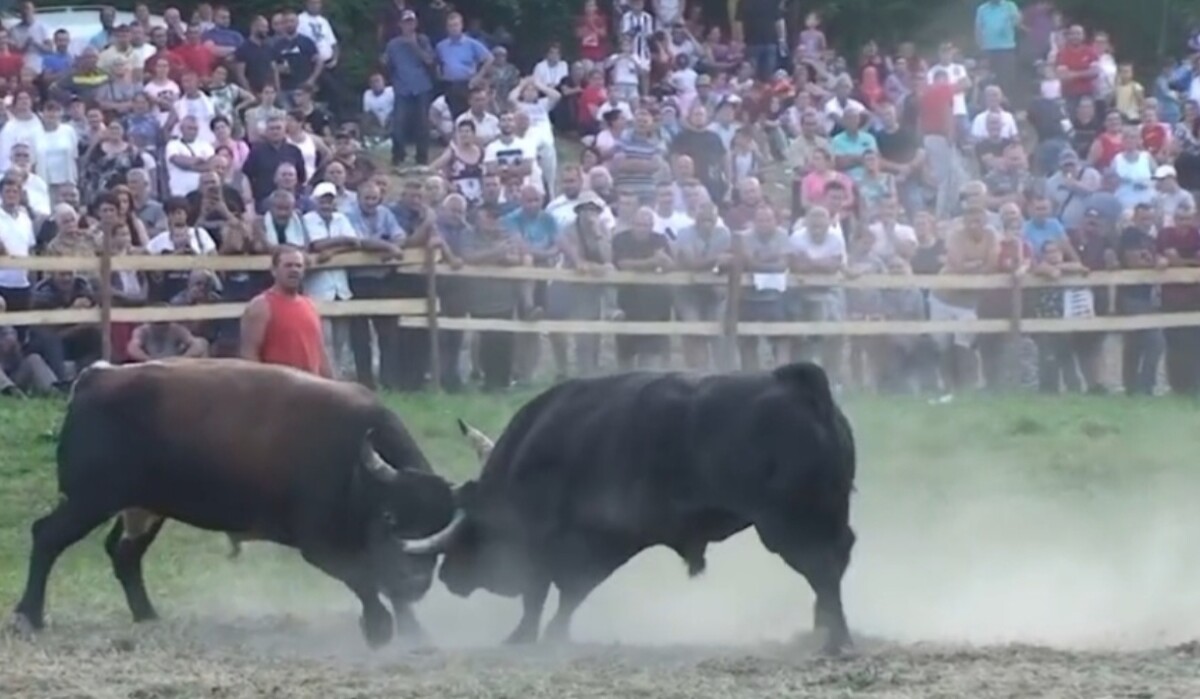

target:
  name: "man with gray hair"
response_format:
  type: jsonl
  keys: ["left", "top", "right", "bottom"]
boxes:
{"left": 126, "top": 168, "right": 166, "bottom": 233}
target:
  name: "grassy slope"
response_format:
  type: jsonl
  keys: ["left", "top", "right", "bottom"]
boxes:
{"left": 1, "top": 392, "right": 1198, "bottom": 623}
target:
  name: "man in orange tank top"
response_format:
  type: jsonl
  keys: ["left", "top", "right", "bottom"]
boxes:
{"left": 239, "top": 245, "right": 332, "bottom": 377}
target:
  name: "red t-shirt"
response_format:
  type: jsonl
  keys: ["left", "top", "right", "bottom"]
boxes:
{"left": 576, "top": 14, "right": 608, "bottom": 63}
{"left": 171, "top": 44, "right": 217, "bottom": 80}
{"left": 1093, "top": 132, "right": 1123, "bottom": 169}
{"left": 0, "top": 51, "right": 24, "bottom": 80}
{"left": 578, "top": 84, "right": 606, "bottom": 126}
{"left": 919, "top": 84, "right": 956, "bottom": 137}
{"left": 260, "top": 288, "right": 325, "bottom": 375}
{"left": 1056, "top": 43, "right": 1098, "bottom": 98}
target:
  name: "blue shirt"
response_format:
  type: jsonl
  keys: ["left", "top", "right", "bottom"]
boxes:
{"left": 502, "top": 208, "right": 558, "bottom": 252}
{"left": 976, "top": 0, "right": 1019, "bottom": 51}
{"left": 1023, "top": 216, "right": 1067, "bottom": 255}
{"left": 830, "top": 130, "right": 878, "bottom": 181}
{"left": 89, "top": 29, "right": 109, "bottom": 49}
{"left": 435, "top": 35, "right": 490, "bottom": 82}
{"left": 41, "top": 51, "right": 73, "bottom": 76}
{"left": 203, "top": 27, "right": 245, "bottom": 50}
{"left": 343, "top": 202, "right": 404, "bottom": 243}
{"left": 384, "top": 35, "right": 435, "bottom": 96}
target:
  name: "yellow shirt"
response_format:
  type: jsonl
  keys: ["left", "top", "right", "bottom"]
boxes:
{"left": 1114, "top": 81, "right": 1144, "bottom": 122}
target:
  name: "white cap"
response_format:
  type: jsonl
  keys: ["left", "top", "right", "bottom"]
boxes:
{"left": 1155, "top": 165, "right": 1178, "bottom": 180}
{"left": 312, "top": 181, "right": 338, "bottom": 199}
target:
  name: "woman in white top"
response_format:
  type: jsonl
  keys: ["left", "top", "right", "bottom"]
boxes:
{"left": 143, "top": 56, "right": 181, "bottom": 110}
{"left": 1113, "top": 127, "right": 1156, "bottom": 212}
{"left": 284, "top": 110, "right": 329, "bottom": 185}
{"left": 34, "top": 100, "right": 78, "bottom": 194}
{"left": 509, "top": 76, "right": 561, "bottom": 196}
{"left": 0, "top": 89, "right": 44, "bottom": 174}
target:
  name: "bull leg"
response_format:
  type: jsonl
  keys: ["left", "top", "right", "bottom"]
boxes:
{"left": 388, "top": 599, "right": 429, "bottom": 644}
{"left": 755, "top": 518, "right": 854, "bottom": 656}
{"left": 12, "top": 498, "right": 118, "bottom": 631}
{"left": 503, "top": 577, "right": 550, "bottom": 645}
{"left": 104, "top": 510, "right": 166, "bottom": 623}
{"left": 543, "top": 576, "right": 604, "bottom": 644}
{"left": 302, "top": 550, "right": 394, "bottom": 650}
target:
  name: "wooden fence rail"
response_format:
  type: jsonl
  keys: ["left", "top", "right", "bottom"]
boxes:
{"left": 3, "top": 253, "right": 1199, "bottom": 345}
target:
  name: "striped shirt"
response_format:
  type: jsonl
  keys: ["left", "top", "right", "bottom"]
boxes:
{"left": 613, "top": 133, "right": 666, "bottom": 201}
{"left": 619, "top": 10, "right": 655, "bottom": 60}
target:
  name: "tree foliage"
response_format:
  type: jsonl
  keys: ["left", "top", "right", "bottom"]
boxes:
{"left": 33, "top": 0, "right": 1199, "bottom": 85}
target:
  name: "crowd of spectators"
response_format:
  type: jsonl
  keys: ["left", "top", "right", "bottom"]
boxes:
{"left": 2, "top": 0, "right": 1200, "bottom": 400}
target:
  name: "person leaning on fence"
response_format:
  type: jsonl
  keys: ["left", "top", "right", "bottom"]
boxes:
{"left": 878, "top": 256, "right": 939, "bottom": 395}
{"left": 612, "top": 206, "right": 674, "bottom": 370}
{"left": 458, "top": 203, "right": 526, "bottom": 392}
{"left": 672, "top": 200, "right": 732, "bottom": 371}
{"left": 929, "top": 204, "right": 1000, "bottom": 401}
{"left": 1117, "top": 203, "right": 1167, "bottom": 396}
{"left": 787, "top": 205, "right": 847, "bottom": 385}
{"left": 126, "top": 307, "right": 210, "bottom": 363}
{"left": 26, "top": 270, "right": 101, "bottom": 383}
{"left": 548, "top": 199, "right": 619, "bottom": 379}
{"left": 739, "top": 205, "right": 790, "bottom": 372}
{"left": 1157, "top": 202, "right": 1200, "bottom": 397}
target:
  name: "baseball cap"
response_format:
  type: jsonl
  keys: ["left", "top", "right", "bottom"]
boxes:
{"left": 312, "top": 182, "right": 338, "bottom": 199}
{"left": 1058, "top": 149, "right": 1079, "bottom": 165}
{"left": 401, "top": 9, "right": 417, "bottom": 21}
{"left": 1155, "top": 164, "right": 1178, "bottom": 180}
{"left": 574, "top": 199, "right": 603, "bottom": 214}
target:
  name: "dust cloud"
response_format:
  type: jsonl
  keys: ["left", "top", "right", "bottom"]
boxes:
{"left": 193, "top": 457, "right": 1200, "bottom": 653}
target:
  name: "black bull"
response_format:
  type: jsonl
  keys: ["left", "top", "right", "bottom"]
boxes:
{"left": 411, "top": 362, "right": 859, "bottom": 653}
{"left": 9, "top": 359, "right": 459, "bottom": 649}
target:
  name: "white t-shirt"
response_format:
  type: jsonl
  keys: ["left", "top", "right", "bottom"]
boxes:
{"left": 454, "top": 110, "right": 501, "bottom": 144}
{"left": 430, "top": 96, "right": 453, "bottom": 138}
{"left": 131, "top": 43, "right": 157, "bottom": 68}
{"left": 654, "top": 0, "right": 683, "bottom": 25}
{"left": 484, "top": 136, "right": 541, "bottom": 190}
{"left": 165, "top": 138, "right": 216, "bottom": 197}
{"left": 610, "top": 54, "right": 646, "bottom": 87}
{"left": 173, "top": 94, "right": 217, "bottom": 144}
{"left": 969, "top": 109, "right": 1019, "bottom": 140}
{"left": 514, "top": 98, "right": 555, "bottom": 147}
{"left": 788, "top": 228, "right": 847, "bottom": 267}
{"left": 362, "top": 87, "right": 395, "bottom": 125}
{"left": 144, "top": 79, "right": 181, "bottom": 104}
{"left": 35, "top": 124, "right": 79, "bottom": 186}
{"left": 533, "top": 60, "right": 568, "bottom": 89}
{"left": 669, "top": 67, "right": 698, "bottom": 97}
{"left": 0, "top": 205, "right": 35, "bottom": 289}
{"left": 867, "top": 222, "right": 917, "bottom": 259}
{"left": 297, "top": 11, "right": 338, "bottom": 63}
{"left": 146, "top": 227, "right": 217, "bottom": 255}
{"left": 0, "top": 115, "right": 45, "bottom": 173}
{"left": 653, "top": 210, "right": 694, "bottom": 239}
{"left": 927, "top": 63, "right": 969, "bottom": 115}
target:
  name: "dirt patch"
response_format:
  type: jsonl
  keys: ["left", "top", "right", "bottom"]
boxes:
{"left": 3, "top": 617, "right": 1197, "bottom": 699}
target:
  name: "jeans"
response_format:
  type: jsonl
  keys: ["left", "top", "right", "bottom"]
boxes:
{"left": 26, "top": 326, "right": 100, "bottom": 381}
{"left": 475, "top": 311, "right": 515, "bottom": 391}
{"left": 1119, "top": 295, "right": 1163, "bottom": 396}
{"left": 437, "top": 282, "right": 469, "bottom": 391}
{"left": 1035, "top": 334, "right": 1083, "bottom": 394}
{"left": 392, "top": 91, "right": 432, "bottom": 166}
{"left": 348, "top": 274, "right": 402, "bottom": 391}
{"left": 443, "top": 80, "right": 471, "bottom": 118}
{"left": 1164, "top": 326, "right": 1200, "bottom": 396}
{"left": 745, "top": 44, "right": 778, "bottom": 82}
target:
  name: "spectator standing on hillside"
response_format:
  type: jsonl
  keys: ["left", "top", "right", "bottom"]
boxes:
{"left": 735, "top": 0, "right": 785, "bottom": 82}
{"left": 975, "top": 0, "right": 1021, "bottom": 101}
{"left": 297, "top": 0, "right": 348, "bottom": 120}
{"left": 436, "top": 13, "right": 492, "bottom": 117}
{"left": 273, "top": 10, "right": 322, "bottom": 103}
{"left": 233, "top": 16, "right": 279, "bottom": 95}
{"left": 385, "top": 10, "right": 436, "bottom": 169}
{"left": 240, "top": 245, "right": 330, "bottom": 377}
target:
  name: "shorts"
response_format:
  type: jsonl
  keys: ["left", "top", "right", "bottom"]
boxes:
{"left": 928, "top": 294, "right": 977, "bottom": 350}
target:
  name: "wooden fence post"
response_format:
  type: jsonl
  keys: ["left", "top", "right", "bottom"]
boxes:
{"left": 425, "top": 249, "right": 441, "bottom": 393}
{"left": 721, "top": 236, "right": 745, "bottom": 372}
{"left": 98, "top": 229, "right": 113, "bottom": 362}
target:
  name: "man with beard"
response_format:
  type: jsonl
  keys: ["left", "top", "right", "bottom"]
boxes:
{"left": 233, "top": 16, "right": 279, "bottom": 94}
{"left": 670, "top": 104, "right": 727, "bottom": 205}
{"left": 545, "top": 164, "right": 614, "bottom": 230}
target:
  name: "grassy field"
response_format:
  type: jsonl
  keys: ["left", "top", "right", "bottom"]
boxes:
{"left": 4, "top": 390, "right": 1200, "bottom": 698}
{"left": 3, "top": 390, "right": 1199, "bottom": 638}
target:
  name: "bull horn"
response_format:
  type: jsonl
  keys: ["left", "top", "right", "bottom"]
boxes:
{"left": 455, "top": 418, "right": 495, "bottom": 462}
{"left": 398, "top": 509, "right": 466, "bottom": 555}
{"left": 364, "top": 449, "right": 399, "bottom": 483}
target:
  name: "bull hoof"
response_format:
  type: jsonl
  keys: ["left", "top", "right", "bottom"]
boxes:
{"left": 542, "top": 623, "right": 571, "bottom": 644}
{"left": 502, "top": 626, "right": 538, "bottom": 645}
{"left": 131, "top": 608, "right": 159, "bottom": 624}
{"left": 7, "top": 611, "right": 39, "bottom": 637}
{"left": 360, "top": 613, "right": 394, "bottom": 650}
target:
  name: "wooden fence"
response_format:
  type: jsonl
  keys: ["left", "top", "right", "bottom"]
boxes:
{"left": 3, "top": 248, "right": 1200, "bottom": 385}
